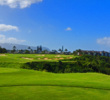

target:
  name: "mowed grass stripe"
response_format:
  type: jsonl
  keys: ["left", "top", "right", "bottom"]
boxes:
{"left": 1, "top": 84, "right": 110, "bottom": 91}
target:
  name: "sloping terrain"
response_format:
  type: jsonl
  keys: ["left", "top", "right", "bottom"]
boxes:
{"left": 0, "top": 68, "right": 110, "bottom": 100}
{"left": 0, "top": 54, "right": 110, "bottom": 100}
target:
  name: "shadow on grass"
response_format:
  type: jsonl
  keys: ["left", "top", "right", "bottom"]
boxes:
{"left": 0, "top": 84, "right": 110, "bottom": 91}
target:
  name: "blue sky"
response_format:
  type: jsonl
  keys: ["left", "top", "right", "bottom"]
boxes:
{"left": 0, "top": 0, "right": 110, "bottom": 51}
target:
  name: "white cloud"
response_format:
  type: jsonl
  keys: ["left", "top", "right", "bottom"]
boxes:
{"left": 65, "top": 27, "right": 72, "bottom": 31}
{"left": 0, "top": 0, "right": 43, "bottom": 8}
{"left": 97, "top": 37, "right": 110, "bottom": 46}
{"left": 0, "top": 24, "right": 18, "bottom": 31}
{"left": 0, "top": 34, "right": 25, "bottom": 44}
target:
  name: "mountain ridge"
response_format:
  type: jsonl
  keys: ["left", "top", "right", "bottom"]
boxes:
{"left": 0, "top": 43, "right": 50, "bottom": 51}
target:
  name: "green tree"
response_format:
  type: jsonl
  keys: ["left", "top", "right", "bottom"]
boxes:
{"left": 65, "top": 49, "right": 68, "bottom": 52}
{"left": 25, "top": 50, "right": 30, "bottom": 54}
{"left": 11, "top": 46, "right": 16, "bottom": 53}
{"left": 58, "top": 49, "right": 62, "bottom": 53}
{"left": 13, "top": 46, "right": 16, "bottom": 50}
{"left": 28, "top": 46, "right": 31, "bottom": 51}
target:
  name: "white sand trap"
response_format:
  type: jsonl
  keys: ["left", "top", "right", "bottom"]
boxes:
{"left": 22, "top": 57, "right": 33, "bottom": 60}
{"left": 36, "top": 55, "right": 45, "bottom": 56}
{"left": 0, "top": 54, "right": 6, "bottom": 56}
{"left": 55, "top": 55, "right": 61, "bottom": 57}
{"left": 44, "top": 58, "right": 48, "bottom": 60}
{"left": 67, "top": 57, "right": 73, "bottom": 59}
{"left": 48, "top": 59, "right": 52, "bottom": 60}
{"left": 59, "top": 58, "right": 64, "bottom": 60}
{"left": 54, "top": 58, "right": 59, "bottom": 60}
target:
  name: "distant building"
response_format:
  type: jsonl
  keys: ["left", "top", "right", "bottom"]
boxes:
{"left": 77, "top": 50, "right": 110, "bottom": 57}
{"left": 49, "top": 50, "right": 58, "bottom": 54}
{"left": 62, "top": 46, "right": 64, "bottom": 52}
{"left": 64, "top": 51, "right": 71, "bottom": 55}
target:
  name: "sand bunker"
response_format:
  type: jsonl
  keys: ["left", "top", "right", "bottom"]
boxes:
{"left": 53, "top": 58, "right": 59, "bottom": 60}
{"left": 36, "top": 55, "right": 45, "bottom": 56}
{"left": 55, "top": 55, "right": 61, "bottom": 57}
{"left": 22, "top": 57, "right": 33, "bottom": 60}
{"left": 44, "top": 58, "right": 48, "bottom": 60}
{"left": 0, "top": 54, "right": 6, "bottom": 56}
{"left": 48, "top": 59, "right": 52, "bottom": 60}
{"left": 67, "top": 57, "right": 73, "bottom": 59}
{"left": 43, "top": 58, "right": 52, "bottom": 60}
{"left": 59, "top": 58, "right": 64, "bottom": 60}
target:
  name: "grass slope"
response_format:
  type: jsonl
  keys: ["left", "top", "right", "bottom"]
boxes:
{"left": 0, "top": 54, "right": 76, "bottom": 62}
{"left": 0, "top": 54, "right": 110, "bottom": 100}
{"left": 0, "top": 68, "right": 110, "bottom": 100}
{"left": 0, "top": 54, "right": 76, "bottom": 68}
{"left": 0, "top": 86, "right": 110, "bottom": 100}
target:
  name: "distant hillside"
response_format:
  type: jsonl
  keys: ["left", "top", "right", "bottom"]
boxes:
{"left": 0, "top": 43, "right": 50, "bottom": 51}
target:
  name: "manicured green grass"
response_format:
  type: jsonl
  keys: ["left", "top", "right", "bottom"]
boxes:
{"left": 0, "top": 86, "right": 110, "bottom": 100}
{"left": 0, "top": 54, "right": 110, "bottom": 100}
{"left": 0, "top": 67, "right": 110, "bottom": 100}
{"left": 0, "top": 54, "right": 77, "bottom": 68}
{"left": 0, "top": 54, "right": 76, "bottom": 62}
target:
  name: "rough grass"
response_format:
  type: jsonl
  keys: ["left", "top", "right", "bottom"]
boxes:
{"left": 0, "top": 68, "right": 110, "bottom": 100}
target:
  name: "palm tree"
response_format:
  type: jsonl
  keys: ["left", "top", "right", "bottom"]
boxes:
{"left": 12, "top": 46, "right": 16, "bottom": 53}
{"left": 40, "top": 45, "right": 42, "bottom": 52}
{"left": 37, "top": 46, "right": 39, "bottom": 52}
{"left": 28, "top": 46, "right": 31, "bottom": 54}
{"left": 13, "top": 46, "right": 16, "bottom": 50}
{"left": 65, "top": 49, "right": 68, "bottom": 52}
{"left": 28, "top": 46, "right": 31, "bottom": 50}
{"left": 58, "top": 49, "right": 62, "bottom": 53}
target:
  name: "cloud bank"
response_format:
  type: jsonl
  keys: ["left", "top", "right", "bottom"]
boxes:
{"left": 0, "top": 0, "right": 43, "bottom": 8}
{"left": 97, "top": 37, "right": 110, "bottom": 46}
{"left": 0, "top": 24, "right": 18, "bottom": 31}
{"left": 65, "top": 27, "right": 72, "bottom": 31}
{"left": 0, "top": 34, "right": 25, "bottom": 44}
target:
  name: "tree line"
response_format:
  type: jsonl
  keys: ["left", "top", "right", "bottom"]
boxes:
{"left": 0, "top": 46, "right": 7, "bottom": 53}
{"left": 21, "top": 55, "right": 110, "bottom": 75}
{"left": 0, "top": 45, "right": 70, "bottom": 54}
{"left": 0, "top": 45, "right": 43, "bottom": 54}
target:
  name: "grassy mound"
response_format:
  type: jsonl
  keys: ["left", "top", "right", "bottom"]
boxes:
{"left": 0, "top": 68, "right": 110, "bottom": 100}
